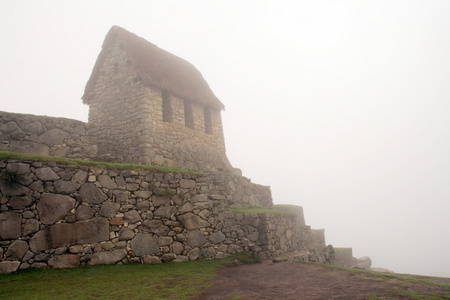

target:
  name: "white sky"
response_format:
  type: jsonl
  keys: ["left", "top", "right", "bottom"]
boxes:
{"left": 1, "top": 0, "right": 449, "bottom": 277}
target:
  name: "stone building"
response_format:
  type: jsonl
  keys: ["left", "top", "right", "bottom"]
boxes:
{"left": 82, "top": 26, "right": 230, "bottom": 171}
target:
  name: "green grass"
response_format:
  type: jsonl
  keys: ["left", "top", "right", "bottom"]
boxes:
{"left": 0, "top": 252, "right": 261, "bottom": 300}
{"left": 0, "top": 151, "right": 196, "bottom": 174}
{"left": 227, "top": 206, "right": 296, "bottom": 215}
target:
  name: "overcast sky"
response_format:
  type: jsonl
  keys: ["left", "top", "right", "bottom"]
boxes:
{"left": 1, "top": 0, "right": 449, "bottom": 277}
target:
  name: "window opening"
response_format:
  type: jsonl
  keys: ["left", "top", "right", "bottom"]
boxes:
{"left": 184, "top": 99, "right": 194, "bottom": 129}
{"left": 204, "top": 106, "right": 213, "bottom": 134}
{"left": 162, "top": 90, "right": 173, "bottom": 122}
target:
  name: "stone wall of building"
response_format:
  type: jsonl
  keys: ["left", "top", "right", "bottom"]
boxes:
{"left": 0, "top": 159, "right": 316, "bottom": 273}
{"left": 87, "top": 39, "right": 229, "bottom": 171}
{"left": 0, "top": 111, "right": 97, "bottom": 159}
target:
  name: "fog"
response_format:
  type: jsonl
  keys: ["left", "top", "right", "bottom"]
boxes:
{"left": 1, "top": 1, "right": 449, "bottom": 277}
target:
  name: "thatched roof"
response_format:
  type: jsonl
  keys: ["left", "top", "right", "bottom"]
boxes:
{"left": 82, "top": 26, "right": 224, "bottom": 110}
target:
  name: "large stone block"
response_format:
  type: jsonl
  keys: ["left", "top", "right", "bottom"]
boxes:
{"left": 89, "top": 249, "right": 127, "bottom": 266}
{"left": 4, "top": 240, "right": 29, "bottom": 260}
{"left": 131, "top": 233, "right": 159, "bottom": 256}
{"left": 98, "top": 175, "right": 118, "bottom": 189}
{"left": 0, "top": 181, "right": 30, "bottom": 196}
{"left": 187, "top": 230, "right": 206, "bottom": 247}
{"left": 8, "top": 196, "right": 34, "bottom": 209}
{"left": 0, "top": 212, "right": 22, "bottom": 240}
{"left": 139, "top": 220, "right": 170, "bottom": 236}
{"left": 0, "top": 261, "right": 20, "bottom": 274}
{"left": 48, "top": 254, "right": 80, "bottom": 269}
{"left": 208, "top": 231, "right": 226, "bottom": 244}
{"left": 10, "top": 141, "right": 50, "bottom": 156}
{"left": 37, "top": 194, "right": 75, "bottom": 225}
{"left": 29, "top": 218, "right": 109, "bottom": 252}
{"left": 154, "top": 206, "right": 177, "bottom": 219}
{"left": 177, "top": 213, "right": 209, "bottom": 230}
{"left": 80, "top": 183, "right": 107, "bottom": 204}
{"left": 36, "top": 167, "right": 60, "bottom": 181}
{"left": 54, "top": 180, "right": 80, "bottom": 194}
{"left": 99, "top": 201, "right": 120, "bottom": 218}
{"left": 38, "top": 128, "right": 68, "bottom": 146}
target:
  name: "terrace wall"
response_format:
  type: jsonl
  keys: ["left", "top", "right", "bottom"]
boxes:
{"left": 0, "top": 160, "right": 320, "bottom": 273}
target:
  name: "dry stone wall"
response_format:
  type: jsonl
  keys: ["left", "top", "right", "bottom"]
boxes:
{"left": 0, "top": 159, "right": 316, "bottom": 274}
{"left": 0, "top": 111, "right": 97, "bottom": 159}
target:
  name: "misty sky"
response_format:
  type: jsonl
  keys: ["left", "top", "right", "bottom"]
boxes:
{"left": 1, "top": 1, "right": 449, "bottom": 277}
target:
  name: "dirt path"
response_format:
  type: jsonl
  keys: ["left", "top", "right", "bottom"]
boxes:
{"left": 193, "top": 260, "right": 449, "bottom": 299}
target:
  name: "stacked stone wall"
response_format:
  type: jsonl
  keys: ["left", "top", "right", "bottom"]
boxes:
{"left": 0, "top": 111, "right": 97, "bottom": 159}
{"left": 0, "top": 160, "right": 312, "bottom": 273}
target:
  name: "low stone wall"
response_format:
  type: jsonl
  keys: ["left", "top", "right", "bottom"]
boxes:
{"left": 0, "top": 159, "right": 313, "bottom": 273}
{"left": 0, "top": 111, "right": 97, "bottom": 159}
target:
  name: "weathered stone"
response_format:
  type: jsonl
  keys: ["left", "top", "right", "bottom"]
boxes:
{"left": 69, "top": 245, "right": 84, "bottom": 253}
{"left": 31, "top": 262, "right": 47, "bottom": 269}
{"left": 134, "top": 191, "right": 152, "bottom": 199}
{"left": 80, "top": 183, "right": 107, "bottom": 204}
{"left": 191, "top": 194, "right": 207, "bottom": 202}
{"left": 36, "top": 167, "right": 60, "bottom": 181}
{"left": 242, "top": 218, "right": 260, "bottom": 227}
{"left": 154, "top": 206, "right": 177, "bottom": 219}
{"left": 152, "top": 196, "right": 171, "bottom": 206}
{"left": 1, "top": 121, "right": 24, "bottom": 139}
{"left": 34, "top": 252, "right": 51, "bottom": 261}
{"left": 180, "top": 179, "right": 196, "bottom": 189}
{"left": 110, "top": 218, "right": 123, "bottom": 225}
{"left": 99, "top": 201, "right": 120, "bottom": 218}
{"left": 215, "top": 252, "right": 230, "bottom": 259}
{"left": 23, "top": 250, "right": 34, "bottom": 261}
{"left": 6, "top": 163, "right": 30, "bottom": 175}
{"left": 187, "top": 230, "right": 206, "bottom": 247}
{"left": 8, "top": 196, "right": 34, "bottom": 209}
{"left": 54, "top": 246, "right": 68, "bottom": 255}
{"left": 48, "top": 254, "right": 80, "bottom": 268}
{"left": 188, "top": 248, "right": 200, "bottom": 261}
{"left": 136, "top": 200, "right": 150, "bottom": 211}
{"left": 98, "top": 175, "right": 118, "bottom": 189}
{"left": 75, "top": 205, "right": 96, "bottom": 220}
{"left": 5, "top": 240, "right": 29, "bottom": 260}
{"left": 29, "top": 218, "right": 109, "bottom": 252}
{"left": 71, "top": 170, "right": 88, "bottom": 184}
{"left": 0, "top": 212, "right": 22, "bottom": 239}
{"left": 139, "top": 220, "right": 169, "bottom": 236}
{"left": 247, "top": 232, "right": 259, "bottom": 242}
{"left": 37, "top": 193, "right": 75, "bottom": 225}
{"left": 0, "top": 181, "right": 30, "bottom": 196}
{"left": 54, "top": 146, "right": 70, "bottom": 157}
{"left": 38, "top": 128, "right": 68, "bottom": 146}
{"left": 118, "top": 227, "right": 135, "bottom": 240}
{"left": 227, "top": 244, "right": 243, "bottom": 254}
{"left": 54, "top": 180, "right": 80, "bottom": 194}
{"left": 89, "top": 249, "right": 127, "bottom": 265}
{"left": 208, "top": 231, "right": 226, "bottom": 244}
{"left": 178, "top": 202, "right": 193, "bottom": 213}
{"left": 19, "top": 262, "right": 30, "bottom": 270}
{"left": 0, "top": 261, "right": 20, "bottom": 274}
{"left": 131, "top": 233, "right": 159, "bottom": 256}
{"left": 158, "top": 236, "right": 173, "bottom": 246}
{"left": 161, "top": 253, "right": 175, "bottom": 262}
{"left": 143, "top": 255, "right": 162, "bottom": 264}
{"left": 29, "top": 181, "right": 44, "bottom": 192}
{"left": 172, "top": 241, "right": 184, "bottom": 255}
{"left": 173, "top": 255, "right": 189, "bottom": 262}
{"left": 124, "top": 210, "right": 141, "bottom": 223}
{"left": 113, "top": 190, "right": 130, "bottom": 202}
{"left": 10, "top": 141, "right": 50, "bottom": 156}
{"left": 177, "top": 213, "right": 209, "bottom": 230}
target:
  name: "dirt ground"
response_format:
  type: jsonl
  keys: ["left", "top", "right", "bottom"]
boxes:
{"left": 193, "top": 260, "right": 450, "bottom": 299}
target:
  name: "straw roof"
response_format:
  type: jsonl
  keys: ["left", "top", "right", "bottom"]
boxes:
{"left": 82, "top": 26, "right": 224, "bottom": 110}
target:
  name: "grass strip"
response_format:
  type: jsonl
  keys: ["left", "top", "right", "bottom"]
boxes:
{"left": 0, "top": 151, "right": 196, "bottom": 174}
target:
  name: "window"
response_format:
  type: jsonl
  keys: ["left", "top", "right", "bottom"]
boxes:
{"left": 204, "top": 106, "right": 213, "bottom": 134}
{"left": 162, "top": 90, "right": 173, "bottom": 122}
{"left": 184, "top": 99, "right": 194, "bottom": 129}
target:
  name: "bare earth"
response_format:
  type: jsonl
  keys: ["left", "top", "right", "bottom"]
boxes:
{"left": 193, "top": 260, "right": 450, "bottom": 299}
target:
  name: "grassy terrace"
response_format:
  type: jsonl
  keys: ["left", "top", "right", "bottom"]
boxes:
{"left": 0, "top": 151, "right": 197, "bottom": 174}
{"left": 0, "top": 252, "right": 258, "bottom": 300}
